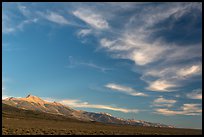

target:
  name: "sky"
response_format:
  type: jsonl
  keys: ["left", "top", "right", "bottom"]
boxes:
{"left": 2, "top": 2, "right": 202, "bottom": 129}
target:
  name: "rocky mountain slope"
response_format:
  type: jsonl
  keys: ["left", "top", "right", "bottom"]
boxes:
{"left": 2, "top": 94, "right": 174, "bottom": 128}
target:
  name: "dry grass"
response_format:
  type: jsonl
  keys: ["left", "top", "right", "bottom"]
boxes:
{"left": 2, "top": 117, "right": 202, "bottom": 135}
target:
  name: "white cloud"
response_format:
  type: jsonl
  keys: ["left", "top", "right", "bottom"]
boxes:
{"left": 59, "top": 99, "right": 139, "bottom": 113}
{"left": 186, "top": 89, "right": 202, "bottom": 100}
{"left": 105, "top": 83, "right": 147, "bottom": 96}
{"left": 100, "top": 37, "right": 168, "bottom": 66}
{"left": 155, "top": 103, "right": 202, "bottom": 116}
{"left": 66, "top": 56, "right": 112, "bottom": 72}
{"left": 105, "top": 83, "right": 133, "bottom": 92}
{"left": 91, "top": 3, "right": 201, "bottom": 93}
{"left": 77, "top": 29, "right": 92, "bottom": 37}
{"left": 2, "top": 27, "right": 15, "bottom": 34}
{"left": 2, "top": 13, "right": 15, "bottom": 34}
{"left": 2, "top": 11, "right": 38, "bottom": 34}
{"left": 45, "top": 12, "right": 69, "bottom": 25}
{"left": 142, "top": 63, "right": 202, "bottom": 92}
{"left": 147, "top": 79, "right": 178, "bottom": 92}
{"left": 18, "top": 5, "right": 30, "bottom": 17}
{"left": 17, "top": 18, "right": 39, "bottom": 31}
{"left": 152, "top": 97, "right": 177, "bottom": 107}
{"left": 73, "top": 9, "right": 109, "bottom": 29}
{"left": 177, "top": 65, "right": 201, "bottom": 78}
{"left": 81, "top": 62, "right": 112, "bottom": 72}
{"left": 100, "top": 38, "right": 117, "bottom": 49}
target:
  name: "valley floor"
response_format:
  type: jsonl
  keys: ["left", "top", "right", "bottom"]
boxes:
{"left": 2, "top": 116, "right": 202, "bottom": 135}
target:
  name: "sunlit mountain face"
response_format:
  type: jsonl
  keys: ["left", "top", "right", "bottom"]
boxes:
{"left": 2, "top": 2, "right": 202, "bottom": 129}
{"left": 2, "top": 94, "right": 174, "bottom": 128}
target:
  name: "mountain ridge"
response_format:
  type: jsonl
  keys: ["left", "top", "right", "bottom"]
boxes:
{"left": 2, "top": 94, "right": 174, "bottom": 128}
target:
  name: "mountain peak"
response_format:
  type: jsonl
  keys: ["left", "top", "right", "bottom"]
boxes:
{"left": 26, "top": 94, "right": 40, "bottom": 99}
{"left": 26, "top": 94, "right": 31, "bottom": 98}
{"left": 24, "top": 94, "right": 45, "bottom": 103}
{"left": 26, "top": 94, "right": 36, "bottom": 98}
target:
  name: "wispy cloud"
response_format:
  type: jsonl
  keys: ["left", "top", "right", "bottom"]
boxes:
{"left": 2, "top": 11, "right": 38, "bottom": 34}
{"left": 155, "top": 104, "right": 202, "bottom": 116}
{"left": 142, "top": 63, "right": 202, "bottom": 92}
{"left": 17, "top": 18, "right": 39, "bottom": 31}
{"left": 2, "top": 13, "right": 15, "bottom": 34}
{"left": 43, "top": 12, "right": 69, "bottom": 25}
{"left": 75, "top": 3, "right": 202, "bottom": 93}
{"left": 142, "top": 63, "right": 202, "bottom": 79}
{"left": 66, "top": 56, "right": 112, "bottom": 73}
{"left": 18, "top": 5, "right": 30, "bottom": 17}
{"left": 73, "top": 8, "right": 109, "bottom": 30}
{"left": 152, "top": 96, "right": 177, "bottom": 107}
{"left": 77, "top": 29, "right": 92, "bottom": 37}
{"left": 59, "top": 99, "right": 139, "bottom": 113}
{"left": 146, "top": 79, "right": 178, "bottom": 92}
{"left": 176, "top": 65, "right": 202, "bottom": 78}
{"left": 100, "top": 37, "right": 168, "bottom": 66}
{"left": 186, "top": 89, "right": 202, "bottom": 100}
{"left": 105, "top": 83, "right": 147, "bottom": 97}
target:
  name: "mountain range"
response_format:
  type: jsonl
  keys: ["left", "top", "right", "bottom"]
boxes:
{"left": 2, "top": 94, "right": 174, "bottom": 128}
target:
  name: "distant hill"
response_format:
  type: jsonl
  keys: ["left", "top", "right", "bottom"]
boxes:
{"left": 2, "top": 94, "right": 173, "bottom": 128}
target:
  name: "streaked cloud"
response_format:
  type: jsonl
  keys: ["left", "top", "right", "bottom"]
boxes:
{"left": 105, "top": 83, "right": 147, "bottom": 96}
{"left": 59, "top": 99, "right": 139, "bottom": 113}
{"left": 77, "top": 29, "right": 92, "bottom": 37}
{"left": 186, "top": 89, "right": 202, "bottom": 100}
{"left": 146, "top": 79, "right": 178, "bottom": 92}
{"left": 18, "top": 5, "right": 30, "bottom": 17}
{"left": 66, "top": 56, "right": 112, "bottom": 72}
{"left": 142, "top": 62, "right": 202, "bottom": 92}
{"left": 143, "top": 63, "right": 202, "bottom": 79}
{"left": 2, "top": 11, "right": 38, "bottom": 34}
{"left": 73, "top": 9, "right": 109, "bottom": 29}
{"left": 17, "top": 18, "right": 39, "bottom": 31}
{"left": 155, "top": 104, "right": 202, "bottom": 116}
{"left": 2, "top": 13, "right": 15, "bottom": 34}
{"left": 87, "top": 3, "right": 201, "bottom": 92}
{"left": 152, "top": 96, "right": 177, "bottom": 107}
{"left": 177, "top": 65, "right": 201, "bottom": 78}
{"left": 100, "top": 37, "right": 168, "bottom": 66}
{"left": 44, "top": 12, "right": 69, "bottom": 25}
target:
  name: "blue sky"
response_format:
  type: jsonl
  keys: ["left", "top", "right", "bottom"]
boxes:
{"left": 2, "top": 2, "right": 202, "bottom": 129}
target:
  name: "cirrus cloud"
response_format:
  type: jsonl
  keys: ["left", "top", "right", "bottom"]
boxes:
{"left": 152, "top": 96, "right": 177, "bottom": 107}
{"left": 186, "top": 89, "right": 202, "bottom": 100}
{"left": 146, "top": 79, "right": 178, "bottom": 92}
{"left": 155, "top": 104, "right": 202, "bottom": 116}
{"left": 105, "top": 83, "right": 148, "bottom": 96}
{"left": 73, "top": 8, "right": 109, "bottom": 29}
{"left": 44, "top": 12, "right": 69, "bottom": 25}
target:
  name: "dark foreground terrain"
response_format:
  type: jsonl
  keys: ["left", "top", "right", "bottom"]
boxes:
{"left": 2, "top": 103, "right": 202, "bottom": 135}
